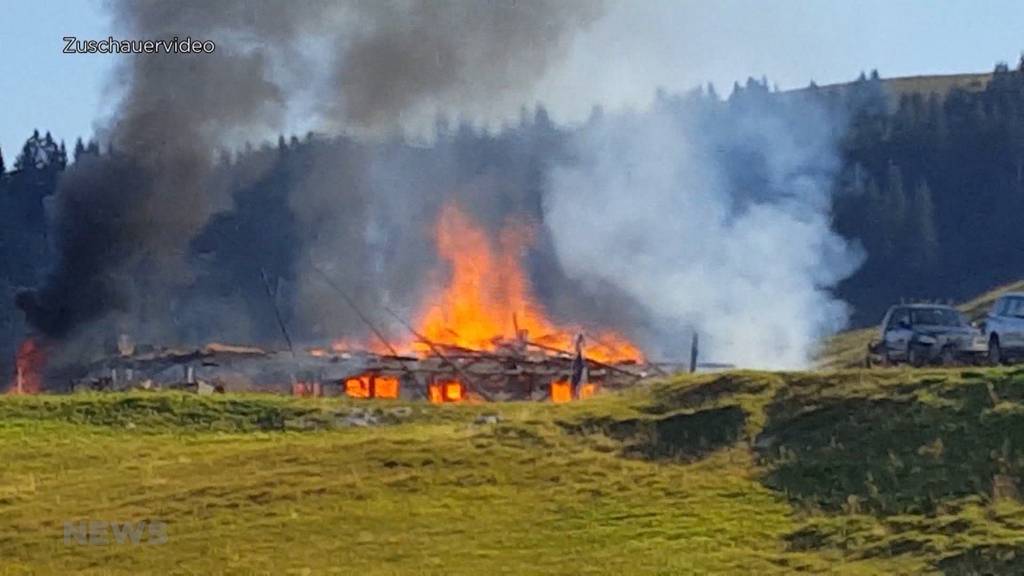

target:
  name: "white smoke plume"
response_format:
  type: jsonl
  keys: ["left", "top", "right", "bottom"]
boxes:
{"left": 545, "top": 93, "right": 863, "bottom": 368}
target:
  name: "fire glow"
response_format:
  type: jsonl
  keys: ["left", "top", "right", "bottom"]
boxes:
{"left": 427, "top": 380, "right": 464, "bottom": 404}
{"left": 549, "top": 381, "right": 598, "bottom": 404}
{"left": 329, "top": 202, "right": 646, "bottom": 402}
{"left": 412, "top": 203, "right": 643, "bottom": 363}
{"left": 9, "top": 338, "right": 45, "bottom": 395}
{"left": 344, "top": 375, "right": 400, "bottom": 399}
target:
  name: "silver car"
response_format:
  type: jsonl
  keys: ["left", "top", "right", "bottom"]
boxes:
{"left": 983, "top": 292, "right": 1024, "bottom": 364}
{"left": 867, "top": 304, "right": 988, "bottom": 367}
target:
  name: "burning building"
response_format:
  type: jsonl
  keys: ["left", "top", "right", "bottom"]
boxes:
{"left": 46, "top": 201, "right": 676, "bottom": 402}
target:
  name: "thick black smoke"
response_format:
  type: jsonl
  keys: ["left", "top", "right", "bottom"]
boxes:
{"left": 19, "top": 0, "right": 607, "bottom": 349}
{"left": 331, "top": 0, "right": 605, "bottom": 131}
{"left": 19, "top": 1, "right": 291, "bottom": 340}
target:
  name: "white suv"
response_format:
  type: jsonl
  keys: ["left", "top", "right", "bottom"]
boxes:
{"left": 984, "top": 293, "right": 1024, "bottom": 364}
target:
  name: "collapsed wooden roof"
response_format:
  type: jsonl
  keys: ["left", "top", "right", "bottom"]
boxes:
{"left": 74, "top": 335, "right": 689, "bottom": 399}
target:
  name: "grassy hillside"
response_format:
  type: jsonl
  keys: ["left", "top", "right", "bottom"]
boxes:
{"left": 5, "top": 368, "right": 1024, "bottom": 574}
{"left": 789, "top": 72, "right": 991, "bottom": 111}
{"left": 819, "top": 279, "right": 1024, "bottom": 370}
{"left": 879, "top": 73, "right": 991, "bottom": 99}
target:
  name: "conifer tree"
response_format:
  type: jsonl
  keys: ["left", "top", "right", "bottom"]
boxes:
{"left": 885, "top": 162, "right": 907, "bottom": 226}
{"left": 909, "top": 179, "right": 939, "bottom": 270}
{"left": 880, "top": 163, "right": 907, "bottom": 258}
{"left": 706, "top": 82, "right": 719, "bottom": 102}
{"left": 864, "top": 175, "right": 889, "bottom": 257}
{"left": 16, "top": 139, "right": 34, "bottom": 171}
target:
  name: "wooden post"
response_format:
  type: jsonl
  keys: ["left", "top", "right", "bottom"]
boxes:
{"left": 689, "top": 332, "right": 699, "bottom": 374}
{"left": 570, "top": 333, "right": 586, "bottom": 399}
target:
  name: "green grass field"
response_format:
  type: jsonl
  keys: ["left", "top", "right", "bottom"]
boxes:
{"left": 4, "top": 367, "right": 1024, "bottom": 574}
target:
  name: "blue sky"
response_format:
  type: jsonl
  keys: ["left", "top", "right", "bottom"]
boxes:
{"left": 1, "top": 0, "right": 1023, "bottom": 162}
{"left": 0, "top": 1, "right": 116, "bottom": 161}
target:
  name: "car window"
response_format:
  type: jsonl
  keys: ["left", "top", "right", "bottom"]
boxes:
{"left": 1014, "top": 298, "right": 1024, "bottom": 317}
{"left": 886, "top": 308, "right": 909, "bottom": 329}
{"left": 1003, "top": 298, "right": 1023, "bottom": 317}
{"left": 995, "top": 298, "right": 1008, "bottom": 315}
{"left": 910, "top": 308, "right": 963, "bottom": 327}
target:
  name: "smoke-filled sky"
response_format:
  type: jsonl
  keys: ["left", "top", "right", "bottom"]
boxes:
{"left": 3, "top": 0, "right": 1024, "bottom": 155}
{"left": 2, "top": 0, "right": 1024, "bottom": 369}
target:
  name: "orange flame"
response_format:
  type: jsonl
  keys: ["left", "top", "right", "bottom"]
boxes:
{"left": 344, "top": 374, "right": 400, "bottom": 399}
{"left": 413, "top": 202, "right": 643, "bottom": 363}
{"left": 343, "top": 377, "right": 371, "bottom": 398}
{"left": 548, "top": 379, "right": 598, "bottom": 401}
{"left": 428, "top": 380, "right": 464, "bottom": 404}
{"left": 549, "top": 381, "right": 597, "bottom": 403}
{"left": 9, "top": 338, "right": 45, "bottom": 395}
{"left": 550, "top": 380, "right": 573, "bottom": 403}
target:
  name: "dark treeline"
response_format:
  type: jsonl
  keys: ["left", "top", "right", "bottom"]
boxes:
{"left": 830, "top": 62, "right": 1024, "bottom": 325}
{"left": 4, "top": 62, "right": 1024, "bottom": 375}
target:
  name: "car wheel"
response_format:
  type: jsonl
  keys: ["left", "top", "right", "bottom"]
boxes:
{"left": 940, "top": 347, "right": 956, "bottom": 366}
{"left": 908, "top": 345, "right": 926, "bottom": 368}
{"left": 989, "top": 335, "right": 1002, "bottom": 366}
